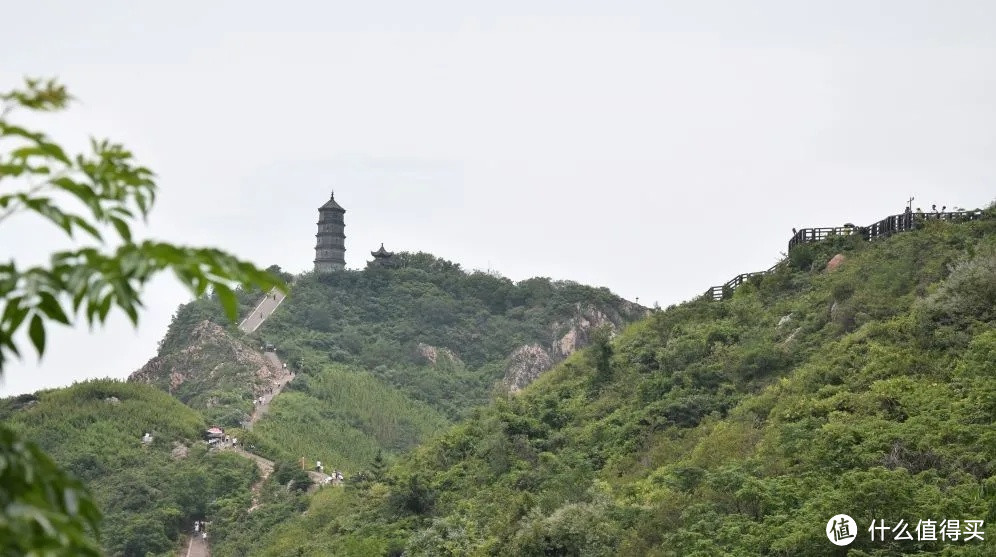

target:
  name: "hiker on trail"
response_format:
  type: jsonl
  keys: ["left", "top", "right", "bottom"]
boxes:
{"left": 202, "top": 532, "right": 207, "bottom": 540}
{"left": 194, "top": 521, "right": 199, "bottom": 533}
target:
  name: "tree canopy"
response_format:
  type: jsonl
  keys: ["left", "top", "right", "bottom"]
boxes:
{"left": 0, "top": 78, "right": 284, "bottom": 554}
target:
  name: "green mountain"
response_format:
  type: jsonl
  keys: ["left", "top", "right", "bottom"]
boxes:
{"left": 10, "top": 213, "right": 994, "bottom": 556}
{"left": 5, "top": 253, "right": 645, "bottom": 556}
{"left": 221, "top": 213, "right": 996, "bottom": 556}
{"left": 0, "top": 381, "right": 258, "bottom": 557}
{"left": 128, "top": 253, "right": 646, "bottom": 466}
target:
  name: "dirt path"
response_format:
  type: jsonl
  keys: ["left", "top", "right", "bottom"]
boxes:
{"left": 182, "top": 288, "right": 332, "bottom": 554}
{"left": 248, "top": 352, "right": 294, "bottom": 428}
{"left": 240, "top": 350, "right": 292, "bottom": 511}
{"left": 229, "top": 446, "right": 276, "bottom": 512}
{"left": 185, "top": 534, "right": 210, "bottom": 557}
{"left": 222, "top": 444, "right": 332, "bottom": 512}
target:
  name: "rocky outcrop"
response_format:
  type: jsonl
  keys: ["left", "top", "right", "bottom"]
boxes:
{"left": 170, "top": 442, "right": 189, "bottom": 460}
{"left": 827, "top": 253, "right": 846, "bottom": 272}
{"left": 128, "top": 320, "right": 281, "bottom": 404}
{"left": 550, "top": 304, "right": 616, "bottom": 360}
{"left": 502, "top": 302, "right": 645, "bottom": 393}
{"left": 415, "top": 342, "right": 464, "bottom": 369}
{"left": 502, "top": 345, "right": 555, "bottom": 393}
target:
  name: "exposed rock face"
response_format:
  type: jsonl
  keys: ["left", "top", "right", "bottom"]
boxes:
{"left": 502, "top": 302, "right": 647, "bottom": 393}
{"left": 502, "top": 345, "right": 555, "bottom": 393}
{"left": 827, "top": 253, "right": 846, "bottom": 272}
{"left": 550, "top": 304, "right": 614, "bottom": 360}
{"left": 171, "top": 443, "right": 189, "bottom": 460}
{"left": 128, "top": 320, "right": 281, "bottom": 404}
{"left": 415, "top": 342, "right": 464, "bottom": 369}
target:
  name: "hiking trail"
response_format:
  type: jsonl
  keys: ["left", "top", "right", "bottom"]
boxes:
{"left": 180, "top": 289, "right": 306, "bottom": 556}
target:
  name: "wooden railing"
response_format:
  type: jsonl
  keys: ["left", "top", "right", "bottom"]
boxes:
{"left": 705, "top": 209, "right": 986, "bottom": 301}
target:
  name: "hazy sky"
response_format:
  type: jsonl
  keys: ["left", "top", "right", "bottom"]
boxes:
{"left": 1, "top": 1, "right": 994, "bottom": 396}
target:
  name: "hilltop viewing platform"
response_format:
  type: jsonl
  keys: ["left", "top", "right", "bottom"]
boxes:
{"left": 707, "top": 208, "right": 989, "bottom": 301}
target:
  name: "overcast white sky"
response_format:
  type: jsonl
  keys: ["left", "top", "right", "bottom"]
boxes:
{"left": 1, "top": 1, "right": 994, "bottom": 396}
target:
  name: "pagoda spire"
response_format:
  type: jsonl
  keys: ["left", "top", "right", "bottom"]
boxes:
{"left": 314, "top": 191, "right": 346, "bottom": 271}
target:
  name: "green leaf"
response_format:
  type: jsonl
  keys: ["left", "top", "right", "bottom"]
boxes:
{"left": 67, "top": 216, "right": 102, "bottom": 242}
{"left": 0, "top": 332, "right": 21, "bottom": 358}
{"left": 109, "top": 216, "right": 131, "bottom": 242}
{"left": 0, "top": 123, "right": 44, "bottom": 141}
{"left": 10, "top": 146, "right": 48, "bottom": 160}
{"left": 0, "top": 163, "right": 26, "bottom": 177}
{"left": 28, "top": 313, "right": 45, "bottom": 356}
{"left": 214, "top": 283, "right": 239, "bottom": 321}
{"left": 38, "top": 292, "right": 70, "bottom": 324}
{"left": 38, "top": 140, "right": 70, "bottom": 164}
{"left": 2, "top": 296, "right": 24, "bottom": 327}
{"left": 122, "top": 301, "right": 138, "bottom": 326}
{"left": 97, "top": 295, "right": 112, "bottom": 322}
{"left": 4, "top": 298, "right": 32, "bottom": 333}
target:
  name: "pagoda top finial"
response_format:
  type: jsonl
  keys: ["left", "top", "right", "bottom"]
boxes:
{"left": 371, "top": 243, "right": 394, "bottom": 258}
{"left": 319, "top": 191, "right": 345, "bottom": 212}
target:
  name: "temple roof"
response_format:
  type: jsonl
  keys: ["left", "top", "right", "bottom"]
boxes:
{"left": 319, "top": 191, "right": 345, "bottom": 212}
{"left": 371, "top": 243, "right": 394, "bottom": 258}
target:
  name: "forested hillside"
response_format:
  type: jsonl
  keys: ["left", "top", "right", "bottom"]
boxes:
{"left": 255, "top": 253, "right": 646, "bottom": 415}
{"left": 1, "top": 381, "right": 257, "bottom": 556}
{"left": 232, "top": 212, "right": 996, "bottom": 556}
{"left": 130, "top": 252, "right": 645, "bottom": 464}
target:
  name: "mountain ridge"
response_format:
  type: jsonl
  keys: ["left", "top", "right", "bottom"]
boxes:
{"left": 210, "top": 211, "right": 996, "bottom": 556}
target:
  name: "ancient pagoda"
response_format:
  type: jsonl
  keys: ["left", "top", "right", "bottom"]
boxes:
{"left": 314, "top": 191, "right": 346, "bottom": 272}
{"left": 369, "top": 243, "right": 397, "bottom": 267}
